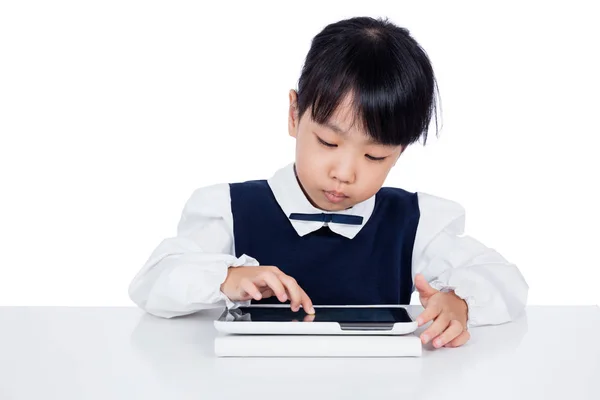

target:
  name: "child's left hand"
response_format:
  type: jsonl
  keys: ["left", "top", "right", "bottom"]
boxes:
{"left": 414, "top": 273, "right": 470, "bottom": 348}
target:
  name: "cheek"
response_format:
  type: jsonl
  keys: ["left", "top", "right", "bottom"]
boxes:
{"left": 359, "top": 165, "right": 390, "bottom": 192}
{"left": 295, "top": 141, "right": 321, "bottom": 187}
{"left": 297, "top": 137, "right": 326, "bottom": 169}
{"left": 363, "top": 174, "right": 384, "bottom": 191}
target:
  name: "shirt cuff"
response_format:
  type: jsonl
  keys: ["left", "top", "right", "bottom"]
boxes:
{"left": 217, "top": 253, "right": 259, "bottom": 309}
{"left": 429, "top": 279, "right": 491, "bottom": 329}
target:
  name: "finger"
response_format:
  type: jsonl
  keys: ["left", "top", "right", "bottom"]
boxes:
{"left": 431, "top": 319, "right": 464, "bottom": 348}
{"left": 255, "top": 272, "right": 288, "bottom": 303}
{"left": 273, "top": 272, "right": 315, "bottom": 314}
{"left": 416, "top": 302, "right": 442, "bottom": 327}
{"left": 251, "top": 277, "right": 274, "bottom": 297}
{"left": 445, "top": 330, "right": 471, "bottom": 348}
{"left": 267, "top": 265, "right": 282, "bottom": 274}
{"left": 420, "top": 313, "right": 450, "bottom": 344}
{"left": 238, "top": 293, "right": 253, "bottom": 301}
{"left": 299, "top": 288, "right": 315, "bottom": 315}
{"left": 239, "top": 279, "right": 262, "bottom": 301}
{"left": 414, "top": 274, "right": 439, "bottom": 297}
{"left": 303, "top": 313, "right": 316, "bottom": 322}
{"left": 279, "top": 275, "right": 303, "bottom": 312}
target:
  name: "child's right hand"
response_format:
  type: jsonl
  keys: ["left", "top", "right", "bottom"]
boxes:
{"left": 220, "top": 266, "right": 315, "bottom": 314}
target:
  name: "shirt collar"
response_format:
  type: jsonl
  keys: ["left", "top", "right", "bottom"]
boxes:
{"left": 267, "top": 163, "right": 375, "bottom": 239}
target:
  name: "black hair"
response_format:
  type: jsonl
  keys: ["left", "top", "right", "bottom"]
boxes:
{"left": 296, "top": 17, "right": 440, "bottom": 147}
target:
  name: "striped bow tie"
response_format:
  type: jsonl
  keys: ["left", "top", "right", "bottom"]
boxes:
{"left": 288, "top": 212, "right": 364, "bottom": 225}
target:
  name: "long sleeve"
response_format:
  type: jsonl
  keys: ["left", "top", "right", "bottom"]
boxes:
{"left": 128, "top": 183, "right": 257, "bottom": 318}
{"left": 411, "top": 192, "right": 529, "bottom": 328}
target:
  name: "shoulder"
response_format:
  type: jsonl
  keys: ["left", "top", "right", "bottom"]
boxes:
{"left": 410, "top": 192, "right": 467, "bottom": 265}
{"left": 377, "top": 186, "right": 419, "bottom": 204}
{"left": 183, "top": 183, "right": 232, "bottom": 216}
{"left": 376, "top": 187, "right": 420, "bottom": 218}
{"left": 229, "top": 179, "right": 271, "bottom": 204}
{"left": 229, "top": 179, "right": 269, "bottom": 191}
{"left": 377, "top": 188, "right": 466, "bottom": 235}
{"left": 416, "top": 192, "right": 466, "bottom": 235}
{"left": 176, "top": 183, "right": 234, "bottom": 236}
{"left": 184, "top": 179, "right": 269, "bottom": 212}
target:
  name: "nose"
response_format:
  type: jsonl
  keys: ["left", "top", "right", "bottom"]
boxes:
{"left": 330, "top": 157, "right": 356, "bottom": 185}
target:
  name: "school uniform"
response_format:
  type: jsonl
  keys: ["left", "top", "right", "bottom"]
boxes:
{"left": 129, "top": 163, "right": 528, "bottom": 327}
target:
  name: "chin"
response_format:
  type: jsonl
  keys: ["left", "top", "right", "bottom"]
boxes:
{"left": 322, "top": 198, "right": 356, "bottom": 211}
{"left": 320, "top": 204, "right": 345, "bottom": 212}
{"left": 310, "top": 194, "right": 344, "bottom": 211}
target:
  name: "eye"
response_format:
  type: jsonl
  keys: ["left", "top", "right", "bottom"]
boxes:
{"left": 365, "top": 154, "right": 387, "bottom": 161}
{"left": 317, "top": 137, "right": 337, "bottom": 148}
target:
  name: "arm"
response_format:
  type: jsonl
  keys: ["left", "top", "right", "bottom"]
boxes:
{"left": 412, "top": 192, "right": 529, "bottom": 328}
{"left": 128, "top": 183, "right": 257, "bottom": 318}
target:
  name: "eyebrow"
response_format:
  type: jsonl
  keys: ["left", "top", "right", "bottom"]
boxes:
{"left": 324, "top": 121, "right": 382, "bottom": 145}
{"left": 323, "top": 121, "right": 348, "bottom": 136}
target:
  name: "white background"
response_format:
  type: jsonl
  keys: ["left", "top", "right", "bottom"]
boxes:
{"left": 1, "top": 1, "right": 598, "bottom": 307}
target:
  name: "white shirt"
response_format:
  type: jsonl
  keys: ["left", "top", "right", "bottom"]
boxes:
{"left": 128, "top": 163, "right": 529, "bottom": 327}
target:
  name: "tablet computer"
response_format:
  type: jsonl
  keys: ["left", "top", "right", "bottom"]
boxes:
{"left": 214, "top": 305, "right": 418, "bottom": 335}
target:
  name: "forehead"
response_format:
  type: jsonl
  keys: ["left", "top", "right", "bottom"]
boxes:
{"left": 317, "top": 103, "right": 385, "bottom": 146}
{"left": 309, "top": 93, "right": 370, "bottom": 138}
{"left": 325, "top": 92, "right": 358, "bottom": 132}
{"left": 301, "top": 91, "right": 401, "bottom": 149}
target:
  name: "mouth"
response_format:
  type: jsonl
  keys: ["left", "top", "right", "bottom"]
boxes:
{"left": 323, "top": 190, "right": 349, "bottom": 204}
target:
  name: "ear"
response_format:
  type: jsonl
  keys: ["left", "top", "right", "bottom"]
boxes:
{"left": 288, "top": 89, "right": 299, "bottom": 138}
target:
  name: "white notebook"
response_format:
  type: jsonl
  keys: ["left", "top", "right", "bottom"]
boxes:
{"left": 214, "top": 334, "right": 422, "bottom": 357}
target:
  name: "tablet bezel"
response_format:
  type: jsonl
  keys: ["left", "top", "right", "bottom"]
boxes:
{"left": 213, "top": 305, "right": 419, "bottom": 336}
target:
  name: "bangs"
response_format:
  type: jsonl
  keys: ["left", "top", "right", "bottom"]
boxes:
{"left": 297, "top": 17, "right": 440, "bottom": 147}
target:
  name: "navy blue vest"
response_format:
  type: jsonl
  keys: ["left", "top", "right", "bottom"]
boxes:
{"left": 229, "top": 180, "right": 420, "bottom": 305}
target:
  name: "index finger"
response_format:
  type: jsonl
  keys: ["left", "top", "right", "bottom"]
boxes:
{"left": 299, "top": 288, "right": 315, "bottom": 315}
{"left": 272, "top": 270, "right": 315, "bottom": 314}
{"left": 416, "top": 303, "right": 442, "bottom": 327}
{"left": 278, "top": 275, "right": 304, "bottom": 312}
{"left": 303, "top": 313, "right": 316, "bottom": 322}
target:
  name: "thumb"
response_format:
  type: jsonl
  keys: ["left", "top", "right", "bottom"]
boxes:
{"left": 414, "top": 274, "right": 439, "bottom": 298}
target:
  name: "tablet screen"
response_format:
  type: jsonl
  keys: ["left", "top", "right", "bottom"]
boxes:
{"left": 227, "top": 306, "right": 413, "bottom": 323}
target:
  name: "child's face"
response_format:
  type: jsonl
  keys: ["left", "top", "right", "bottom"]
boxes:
{"left": 288, "top": 90, "right": 403, "bottom": 211}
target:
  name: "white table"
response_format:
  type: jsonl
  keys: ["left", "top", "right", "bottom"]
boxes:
{"left": 1, "top": 306, "right": 598, "bottom": 399}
